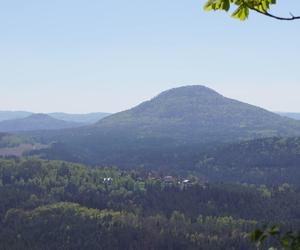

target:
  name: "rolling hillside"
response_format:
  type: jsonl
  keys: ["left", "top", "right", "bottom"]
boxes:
{"left": 0, "top": 114, "right": 83, "bottom": 132}
{"left": 49, "top": 112, "right": 111, "bottom": 124}
{"left": 28, "top": 85, "right": 300, "bottom": 168}
{"left": 0, "top": 111, "right": 110, "bottom": 124}
{"left": 96, "top": 85, "right": 300, "bottom": 142}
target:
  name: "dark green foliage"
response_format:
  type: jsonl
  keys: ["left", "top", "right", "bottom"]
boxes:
{"left": 0, "top": 133, "right": 33, "bottom": 148}
{"left": 194, "top": 137, "right": 300, "bottom": 186}
{"left": 0, "top": 202, "right": 255, "bottom": 250}
{"left": 251, "top": 225, "right": 300, "bottom": 250}
{"left": 0, "top": 159, "right": 300, "bottom": 249}
{"left": 30, "top": 136, "right": 300, "bottom": 187}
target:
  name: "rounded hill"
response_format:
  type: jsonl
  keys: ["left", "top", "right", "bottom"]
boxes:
{"left": 96, "top": 85, "right": 300, "bottom": 142}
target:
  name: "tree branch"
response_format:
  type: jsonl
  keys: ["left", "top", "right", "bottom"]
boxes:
{"left": 249, "top": 6, "right": 300, "bottom": 21}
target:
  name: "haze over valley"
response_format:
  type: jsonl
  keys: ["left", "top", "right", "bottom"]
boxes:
{"left": 1, "top": 0, "right": 300, "bottom": 248}
{"left": 2, "top": 85, "right": 300, "bottom": 249}
{"left": 2, "top": 85, "right": 300, "bottom": 186}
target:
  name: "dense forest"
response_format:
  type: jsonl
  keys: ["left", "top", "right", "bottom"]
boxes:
{"left": 0, "top": 133, "right": 32, "bottom": 148}
{"left": 21, "top": 86, "right": 300, "bottom": 167}
{"left": 2, "top": 88, "right": 300, "bottom": 249}
{"left": 28, "top": 136, "right": 300, "bottom": 187}
{"left": 1, "top": 159, "right": 300, "bottom": 249}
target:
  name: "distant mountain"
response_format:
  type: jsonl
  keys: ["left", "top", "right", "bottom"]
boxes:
{"left": 48, "top": 112, "right": 111, "bottom": 124}
{"left": 0, "top": 114, "right": 84, "bottom": 132}
{"left": 277, "top": 112, "right": 300, "bottom": 120}
{"left": 95, "top": 85, "right": 300, "bottom": 142}
{"left": 29, "top": 85, "right": 300, "bottom": 166}
{"left": 0, "top": 111, "right": 32, "bottom": 122}
{"left": 0, "top": 111, "right": 111, "bottom": 125}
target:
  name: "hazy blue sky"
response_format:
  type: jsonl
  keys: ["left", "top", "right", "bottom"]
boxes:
{"left": 0, "top": 0, "right": 299, "bottom": 113}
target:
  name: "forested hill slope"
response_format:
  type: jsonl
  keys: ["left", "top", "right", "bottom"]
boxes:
{"left": 193, "top": 137, "right": 300, "bottom": 186}
{"left": 0, "top": 114, "right": 83, "bottom": 132}
{"left": 27, "top": 85, "right": 300, "bottom": 167}
{"left": 1, "top": 159, "right": 300, "bottom": 249}
{"left": 95, "top": 85, "right": 300, "bottom": 142}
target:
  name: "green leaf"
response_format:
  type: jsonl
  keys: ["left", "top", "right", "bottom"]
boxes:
{"left": 204, "top": 2, "right": 214, "bottom": 11}
{"left": 269, "top": 225, "right": 280, "bottom": 236}
{"left": 251, "top": 229, "right": 264, "bottom": 242}
{"left": 231, "top": 5, "right": 249, "bottom": 21}
{"left": 280, "top": 238, "right": 290, "bottom": 247}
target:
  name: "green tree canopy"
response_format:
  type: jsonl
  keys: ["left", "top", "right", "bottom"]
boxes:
{"left": 204, "top": 0, "right": 300, "bottom": 21}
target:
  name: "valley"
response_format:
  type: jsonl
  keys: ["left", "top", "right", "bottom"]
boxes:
{"left": 0, "top": 159, "right": 299, "bottom": 249}
{"left": 1, "top": 85, "right": 300, "bottom": 250}
{"left": 2, "top": 1, "right": 299, "bottom": 248}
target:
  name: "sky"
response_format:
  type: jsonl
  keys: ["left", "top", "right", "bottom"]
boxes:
{"left": 0, "top": 0, "right": 299, "bottom": 113}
